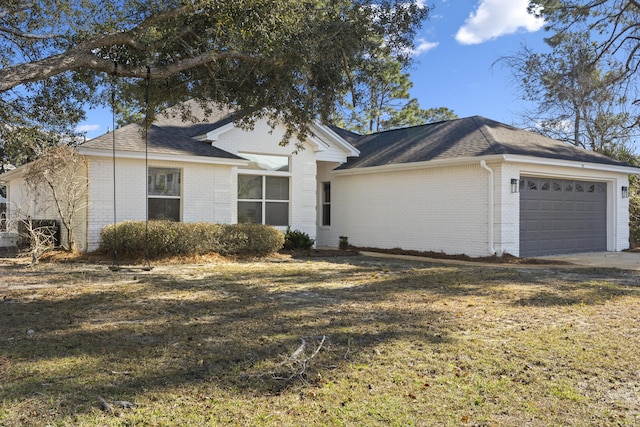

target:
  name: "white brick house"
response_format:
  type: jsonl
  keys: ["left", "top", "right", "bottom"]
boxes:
{"left": 1, "top": 103, "right": 637, "bottom": 257}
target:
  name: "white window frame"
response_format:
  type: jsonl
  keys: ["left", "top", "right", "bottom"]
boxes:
{"left": 148, "top": 167, "right": 182, "bottom": 221}
{"left": 237, "top": 153, "right": 291, "bottom": 226}
{"left": 321, "top": 181, "right": 331, "bottom": 227}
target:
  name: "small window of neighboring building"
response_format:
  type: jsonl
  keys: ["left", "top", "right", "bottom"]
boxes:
{"left": 322, "top": 182, "right": 331, "bottom": 226}
{"left": 148, "top": 167, "right": 181, "bottom": 221}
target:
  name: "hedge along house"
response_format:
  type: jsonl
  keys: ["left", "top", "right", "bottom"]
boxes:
{"left": 0, "top": 102, "right": 637, "bottom": 257}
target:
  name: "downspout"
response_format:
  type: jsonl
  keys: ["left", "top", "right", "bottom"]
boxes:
{"left": 480, "top": 160, "right": 496, "bottom": 255}
{"left": 84, "top": 158, "right": 90, "bottom": 253}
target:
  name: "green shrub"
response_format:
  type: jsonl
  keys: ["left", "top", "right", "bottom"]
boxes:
{"left": 283, "top": 227, "right": 315, "bottom": 250}
{"left": 216, "top": 223, "right": 285, "bottom": 256}
{"left": 100, "top": 221, "right": 284, "bottom": 257}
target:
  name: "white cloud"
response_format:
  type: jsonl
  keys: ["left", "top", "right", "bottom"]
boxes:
{"left": 408, "top": 38, "right": 439, "bottom": 56}
{"left": 75, "top": 124, "right": 100, "bottom": 133}
{"left": 455, "top": 0, "right": 544, "bottom": 45}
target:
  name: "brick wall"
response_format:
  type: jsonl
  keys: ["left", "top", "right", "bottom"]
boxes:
{"left": 86, "top": 156, "right": 235, "bottom": 251}
{"left": 320, "top": 163, "right": 493, "bottom": 257}
{"left": 210, "top": 121, "right": 319, "bottom": 240}
{"left": 317, "top": 159, "right": 631, "bottom": 257}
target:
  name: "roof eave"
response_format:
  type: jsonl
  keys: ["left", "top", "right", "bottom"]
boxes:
{"left": 198, "top": 122, "right": 236, "bottom": 143}
{"left": 332, "top": 154, "right": 640, "bottom": 176}
{"left": 0, "top": 164, "right": 26, "bottom": 182}
{"left": 77, "top": 147, "right": 249, "bottom": 166}
{"left": 502, "top": 154, "right": 640, "bottom": 174}
{"left": 312, "top": 122, "right": 360, "bottom": 157}
{"left": 332, "top": 155, "right": 506, "bottom": 175}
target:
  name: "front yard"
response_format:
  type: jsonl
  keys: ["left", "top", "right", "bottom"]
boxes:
{"left": 0, "top": 254, "right": 639, "bottom": 426}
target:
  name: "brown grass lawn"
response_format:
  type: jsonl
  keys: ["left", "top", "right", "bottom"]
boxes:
{"left": 0, "top": 253, "right": 639, "bottom": 426}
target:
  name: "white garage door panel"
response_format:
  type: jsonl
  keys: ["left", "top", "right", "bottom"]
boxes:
{"left": 520, "top": 177, "right": 607, "bottom": 257}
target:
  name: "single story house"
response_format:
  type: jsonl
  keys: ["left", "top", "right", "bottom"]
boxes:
{"left": 1, "top": 101, "right": 637, "bottom": 257}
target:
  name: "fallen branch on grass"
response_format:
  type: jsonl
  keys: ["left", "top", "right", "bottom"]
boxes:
{"left": 273, "top": 335, "right": 327, "bottom": 381}
{"left": 243, "top": 335, "right": 328, "bottom": 383}
{"left": 98, "top": 396, "right": 137, "bottom": 413}
{"left": 97, "top": 396, "right": 114, "bottom": 414}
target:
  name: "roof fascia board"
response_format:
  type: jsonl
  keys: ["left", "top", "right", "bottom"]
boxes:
{"left": 332, "top": 154, "right": 640, "bottom": 176}
{"left": 306, "top": 133, "right": 330, "bottom": 152}
{"left": 316, "top": 151, "right": 355, "bottom": 163}
{"left": 502, "top": 154, "right": 640, "bottom": 175}
{"left": 332, "top": 155, "right": 505, "bottom": 176}
{"left": 193, "top": 122, "right": 236, "bottom": 143}
{"left": 77, "top": 147, "right": 249, "bottom": 166}
{"left": 0, "top": 164, "right": 25, "bottom": 182}
{"left": 312, "top": 121, "right": 360, "bottom": 157}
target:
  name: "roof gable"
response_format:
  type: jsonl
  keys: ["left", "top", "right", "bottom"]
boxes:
{"left": 336, "top": 116, "right": 635, "bottom": 170}
{"left": 186, "top": 114, "right": 359, "bottom": 162}
{"left": 78, "top": 101, "right": 359, "bottom": 163}
{"left": 78, "top": 100, "right": 243, "bottom": 161}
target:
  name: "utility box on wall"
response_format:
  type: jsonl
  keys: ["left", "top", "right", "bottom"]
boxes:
{"left": 0, "top": 231, "right": 19, "bottom": 257}
{"left": 16, "top": 220, "right": 61, "bottom": 249}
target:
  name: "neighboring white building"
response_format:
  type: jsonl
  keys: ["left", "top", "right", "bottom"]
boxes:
{"left": 1, "top": 102, "right": 637, "bottom": 257}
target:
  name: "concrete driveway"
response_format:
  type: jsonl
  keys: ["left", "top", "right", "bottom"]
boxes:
{"left": 537, "top": 251, "right": 640, "bottom": 271}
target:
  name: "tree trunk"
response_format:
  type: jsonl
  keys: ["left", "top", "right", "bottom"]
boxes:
{"left": 573, "top": 104, "right": 581, "bottom": 147}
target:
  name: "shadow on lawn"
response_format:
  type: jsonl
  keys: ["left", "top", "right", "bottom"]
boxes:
{"left": 0, "top": 255, "right": 637, "bottom": 421}
{"left": 514, "top": 280, "right": 637, "bottom": 307}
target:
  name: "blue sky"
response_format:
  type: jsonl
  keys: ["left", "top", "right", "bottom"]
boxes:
{"left": 76, "top": 0, "right": 548, "bottom": 139}
{"left": 409, "top": 0, "right": 547, "bottom": 125}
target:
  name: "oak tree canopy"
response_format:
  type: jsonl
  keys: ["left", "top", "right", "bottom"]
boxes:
{"left": 0, "top": 0, "right": 428, "bottom": 165}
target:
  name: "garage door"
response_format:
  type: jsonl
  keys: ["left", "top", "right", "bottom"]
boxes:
{"left": 520, "top": 177, "right": 607, "bottom": 257}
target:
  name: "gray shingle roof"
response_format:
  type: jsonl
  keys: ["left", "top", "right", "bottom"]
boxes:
{"left": 79, "top": 100, "right": 243, "bottom": 160}
{"left": 80, "top": 105, "right": 635, "bottom": 170}
{"left": 335, "top": 116, "right": 634, "bottom": 170}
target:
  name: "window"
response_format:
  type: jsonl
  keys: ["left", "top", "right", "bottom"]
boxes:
{"left": 0, "top": 185, "right": 6, "bottom": 231}
{"left": 148, "top": 168, "right": 181, "bottom": 221}
{"left": 322, "top": 182, "right": 331, "bottom": 226}
{"left": 237, "top": 152, "right": 290, "bottom": 226}
{"left": 239, "top": 153, "right": 289, "bottom": 172}
{"left": 238, "top": 174, "right": 289, "bottom": 226}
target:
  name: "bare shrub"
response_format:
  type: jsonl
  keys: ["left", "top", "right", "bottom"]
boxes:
{"left": 23, "top": 146, "right": 88, "bottom": 252}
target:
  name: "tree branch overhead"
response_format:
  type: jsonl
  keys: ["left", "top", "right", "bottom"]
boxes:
{"left": 0, "top": 0, "right": 428, "bottom": 165}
